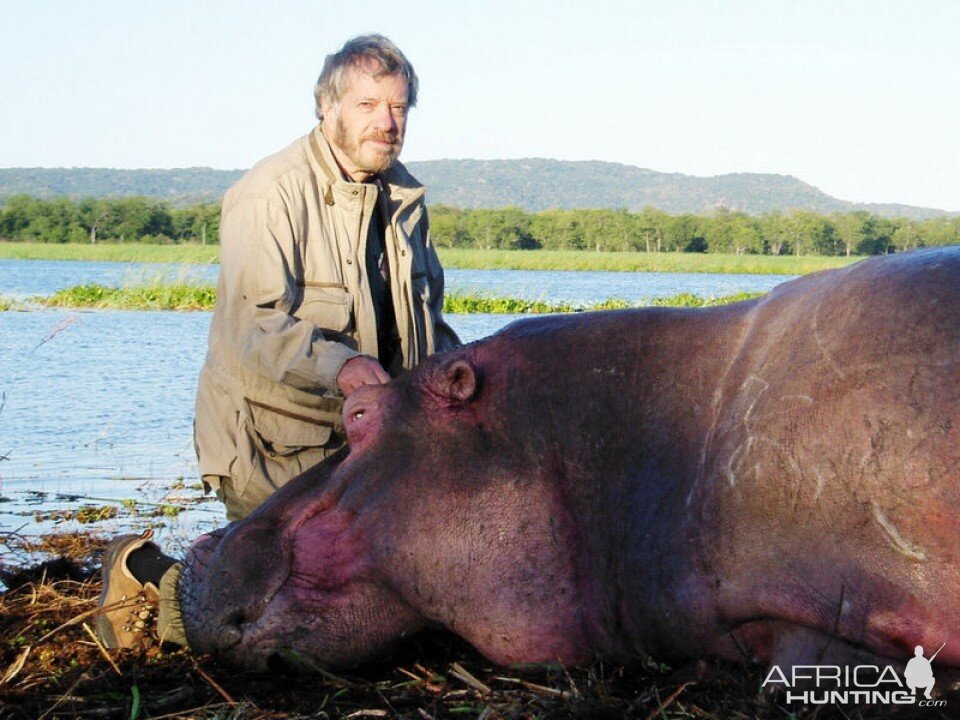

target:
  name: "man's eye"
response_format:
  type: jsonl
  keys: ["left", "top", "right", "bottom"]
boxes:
{"left": 391, "top": 105, "right": 408, "bottom": 115}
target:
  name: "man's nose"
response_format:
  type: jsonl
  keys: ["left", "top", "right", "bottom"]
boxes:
{"left": 371, "top": 102, "right": 398, "bottom": 132}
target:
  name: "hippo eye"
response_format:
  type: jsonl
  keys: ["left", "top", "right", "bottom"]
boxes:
{"left": 351, "top": 410, "right": 365, "bottom": 422}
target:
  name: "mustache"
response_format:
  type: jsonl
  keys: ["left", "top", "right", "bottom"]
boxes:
{"left": 363, "top": 131, "right": 400, "bottom": 145}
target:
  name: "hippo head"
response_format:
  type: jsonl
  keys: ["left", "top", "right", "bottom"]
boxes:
{"left": 179, "top": 344, "right": 595, "bottom": 670}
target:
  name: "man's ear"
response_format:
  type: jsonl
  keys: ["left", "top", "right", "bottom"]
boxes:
{"left": 320, "top": 98, "right": 337, "bottom": 126}
{"left": 432, "top": 359, "right": 477, "bottom": 403}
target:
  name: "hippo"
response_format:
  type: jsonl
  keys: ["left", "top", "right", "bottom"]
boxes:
{"left": 180, "top": 247, "right": 960, "bottom": 676}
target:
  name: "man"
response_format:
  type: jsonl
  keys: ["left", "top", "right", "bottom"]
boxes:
{"left": 196, "top": 33, "right": 459, "bottom": 521}
{"left": 96, "top": 33, "right": 459, "bottom": 650}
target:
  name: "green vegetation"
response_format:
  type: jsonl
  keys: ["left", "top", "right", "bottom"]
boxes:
{"left": 444, "top": 293, "right": 633, "bottom": 314}
{"left": 0, "top": 195, "right": 219, "bottom": 245}
{"left": 445, "top": 290, "right": 761, "bottom": 313}
{"left": 42, "top": 283, "right": 216, "bottom": 311}
{"left": 437, "top": 247, "right": 855, "bottom": 274}
{"left": 0, "top": 241, "right": 855, "bottom": 274}
{"left": 33, "top": 504, "right": 119, "bottom": 525}
{"left": 9, "top": 283, "right": 761, "bottom": 314}
{"left": 444, "top": 293, "right": 577, "bottom": 314}
{"left": 3, "top": 195, "right": 958, "bottom": 258}
{"left": 0, "top": 240, "right": 219, "bottom": 263}
{"left": 649, "top": 291, "right": 761, "bottom": 307}
{"left": 429, "top": 205, "right": 960, "bottom": 255}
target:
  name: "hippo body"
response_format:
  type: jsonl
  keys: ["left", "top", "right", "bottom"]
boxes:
{"left": 181, "top": 247, "right": 960, "bottom": 673}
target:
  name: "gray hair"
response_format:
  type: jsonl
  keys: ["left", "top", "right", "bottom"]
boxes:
{"left": 314, "top": 34, "right": 418, "bottom": 120}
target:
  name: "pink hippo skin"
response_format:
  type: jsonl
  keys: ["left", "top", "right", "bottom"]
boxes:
{"left": 179, "top": 247, "right": 960, "bottom": 675}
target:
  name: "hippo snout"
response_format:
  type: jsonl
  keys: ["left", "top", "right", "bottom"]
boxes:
{"left": 179, "top": 516, "right": 295, "bottom": 659}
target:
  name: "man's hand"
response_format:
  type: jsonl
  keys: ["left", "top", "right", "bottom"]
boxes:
{"left": 336, "top": 355, "right": 390, "bottom": 397}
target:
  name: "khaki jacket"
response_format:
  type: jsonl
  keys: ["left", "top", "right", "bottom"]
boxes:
{"left": 195, "top": 126, "right": 459, "bottom": 504}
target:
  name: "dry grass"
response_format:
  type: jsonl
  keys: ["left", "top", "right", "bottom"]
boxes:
{"left": 1, "top": 533, "right": 955, "bottom": 719}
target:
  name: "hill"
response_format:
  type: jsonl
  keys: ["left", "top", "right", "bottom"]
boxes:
{"left": 0, "top": 161, "right": 951, "bottom": 219}
{"left": 408, "top": 159, "right": 950, "bottom": 219}
{"left": 0, "top": 167, "right": 243, "bottom": 206}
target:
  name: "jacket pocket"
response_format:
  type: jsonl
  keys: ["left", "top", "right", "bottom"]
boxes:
{"left": 232, "top": 398, "right": 342, "bottom": 505}
{"left": 230, "top": 398, "right": 343, "bottom": 506}
{"left": 295, "top": 284, "right": 354, "bottom": 333}
{"left": 244, "top": 398, "right": 336, "bottom": 455}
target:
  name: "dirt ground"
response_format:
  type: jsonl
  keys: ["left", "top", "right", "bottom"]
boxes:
{"left": 1, "top": 531, "right": 956, "bottom": 720}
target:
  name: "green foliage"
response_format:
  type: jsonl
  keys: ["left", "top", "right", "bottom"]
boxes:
{"left": 33, "top": 504, "right": 119, "bottom": 524}
{"left": 0, "top": 195, "right": 220, "bottom": 245}
{"left": 444, "top": 293, "right": 577, "bottom": 314}
{"left": 443, "top": 291, "right": 761, "bottom": 314}
{"left": 428, "top": 206, "right": 959, "bottom": 257}
{"left": 437, "top": 248, "right": 856, "bottom": 274}
{"left": 0, "top": 241, "right": 219, "bottom": 263}
{"left": 649, "top": 291, "right": 762, "bottom": 307}
{"left": 2, "top": 195, "right": 958, "bottom": 258}
{"left": 28, "top": 283, "right": 757, "bottom": 314}
{"left": 43, "top": 283, "right": 217, "bottom": 311}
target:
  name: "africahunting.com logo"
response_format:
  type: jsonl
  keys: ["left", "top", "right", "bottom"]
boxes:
{"left": 762, "top": 643, "right": 947, "bottom": 707}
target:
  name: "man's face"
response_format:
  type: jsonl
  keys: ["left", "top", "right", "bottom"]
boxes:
{"left": 322, "top": 62, "right": 409, "bottom": 182}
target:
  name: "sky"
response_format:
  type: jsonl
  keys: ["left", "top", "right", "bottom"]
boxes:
{"left": 1, "top": 0, "right": 958, "bottom": 211}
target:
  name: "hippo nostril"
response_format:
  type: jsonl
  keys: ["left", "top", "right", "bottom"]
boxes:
{"left": 216, "top": 609, "right": 246, "bottom": 649}
{"left": 218, "top": 624, "right": 242, "bottom": 649}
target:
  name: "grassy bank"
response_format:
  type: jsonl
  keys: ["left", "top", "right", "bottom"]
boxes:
{"left": 8, "top": 284, "right": 764, "bottom": 313}
{"left": 438, "top": 247, "right": 859, "bottom": 274}
{"left": 0, "top": 241, "right": 859, "bottom": 275}
{"left": 0, "top": 241, "right": 219, "bottom": 264}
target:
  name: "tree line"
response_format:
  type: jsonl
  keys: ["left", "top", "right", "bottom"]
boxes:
{"left": 429, "top": 206, "right": 960, "bottom": 256}
{"left": 0, "top": 195, "right": 219, "bottom": 245}
{"left": 2, "top": 195, "right": 959, "bottom": 256}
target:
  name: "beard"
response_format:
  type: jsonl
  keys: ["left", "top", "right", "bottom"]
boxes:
{"left": 332, "top": 115, "right": 403, "bottom": 176}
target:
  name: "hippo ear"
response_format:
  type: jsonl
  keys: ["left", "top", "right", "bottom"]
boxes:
{"left": 434, "top": 359, "right": 478, "bottom": 403}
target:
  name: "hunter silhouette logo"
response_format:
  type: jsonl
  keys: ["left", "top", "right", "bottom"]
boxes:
{"left": 761, "top": 642, "right": 948, "bottom": 707}
{"left": 904, "top": 643, "right": 944, "bottom": 700}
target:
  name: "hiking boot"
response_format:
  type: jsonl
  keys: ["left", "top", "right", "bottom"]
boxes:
{"left": 95, "top": 530, "right": 161, "bottom": 649}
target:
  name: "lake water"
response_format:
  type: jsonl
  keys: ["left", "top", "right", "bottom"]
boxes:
{"left": 0, "top": 259, "right": 793, "bottom": 565}
{"left": 0, "top": 258, "right": 792, "bottom": 305}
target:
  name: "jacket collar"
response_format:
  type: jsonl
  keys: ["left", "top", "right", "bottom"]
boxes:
{"left": 308, "top": 125, "right": 425, "bottom": 214}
